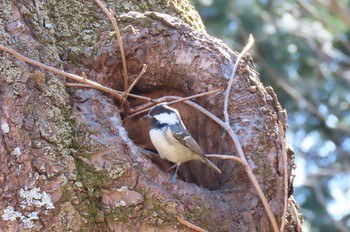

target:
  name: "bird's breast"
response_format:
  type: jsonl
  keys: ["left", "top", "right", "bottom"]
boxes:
{"left": 149, "top": 128, "right": 195, "bottom": 164}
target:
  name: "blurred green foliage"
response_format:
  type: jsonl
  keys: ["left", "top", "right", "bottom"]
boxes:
{"left": 191, "top": 0, "right": 350, "bottom": 231}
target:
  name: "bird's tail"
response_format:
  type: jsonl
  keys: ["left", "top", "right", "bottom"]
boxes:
{"left": 203, "top": 158, "right": 222, "bottom": 174}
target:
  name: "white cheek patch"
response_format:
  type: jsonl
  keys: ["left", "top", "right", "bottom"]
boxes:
{"left": 154, "top": 113, "right": 179, "bottom": 125}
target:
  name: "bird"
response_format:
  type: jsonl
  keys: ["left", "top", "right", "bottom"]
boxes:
{"left": 145, "top": 103, "right": 222, "bottom": 184}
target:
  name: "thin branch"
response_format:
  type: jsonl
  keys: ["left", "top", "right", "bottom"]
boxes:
{"left": 223, "top": 34, "right": 254, "bottom": 124}
{"left": 65, "top": 83, "right": 91, "bottom": 88}
{"left": 123, "top": 64, "right": 147, "bottom": 98}
{"left": 185, "top": 100, "right": 279, "bottom": 232}
{"left": 65, "top": 83, "right": 152, "bottom": 101}
{"left": 166, "top": 89, "right": 222, "bottom": 106}
{"left": 94, "top": 0, "right": 128, "bottom": 91}
{"left": 221, "top": 29, "right": 286, "bottom": 232}
{"left": 176, "top": 216, "right": 208, "bottom": 232}
{"left": 221, "top": 34, "right": 278, "bottom": 231}
{"left": 0, "top": 44, "right": 125, "bottom": 101}
{"left": 127, "top": 88, "right": 222, "bottom": 117}
{"left": 205, "top": 154, "right": 244, "bottom": 165}
{"left": 278, "top": 123, "right": 288, "bottom": 232}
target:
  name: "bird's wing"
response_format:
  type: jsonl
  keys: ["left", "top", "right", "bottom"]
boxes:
{"left": 181, "top": 133, "right": 204, "bottom": 155}
{"left": 171, "top": 126, "right": 222, "bottom": 174}
{"left": 170, "top": 126, "right": 204, "bottom": 156}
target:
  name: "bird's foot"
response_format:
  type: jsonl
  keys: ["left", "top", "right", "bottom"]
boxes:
{"left": 168, "top": 174, "right": 177, "bottom": 184}
{"left": 166, "top": 164, "right": 177, "bottom": 172}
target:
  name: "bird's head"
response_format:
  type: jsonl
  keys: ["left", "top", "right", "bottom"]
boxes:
{"left": 145, "top": 103, "right": 181, "bottom": 126}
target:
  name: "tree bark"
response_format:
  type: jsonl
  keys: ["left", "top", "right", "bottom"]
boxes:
{"left": 0, "top": 0, "right": 300, "bottom": 231}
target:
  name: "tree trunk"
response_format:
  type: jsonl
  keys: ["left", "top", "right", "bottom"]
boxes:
{"left": 0, "top": 0, "right": 300, "bottom": 231}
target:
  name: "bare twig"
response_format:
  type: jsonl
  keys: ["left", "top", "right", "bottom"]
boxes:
{"left": 94, "top": 0, "right": 128, "bottom": 91}
{"left": 65, "top": 83, "right": 152, "bottom": 101}
{"left": 221, "top": 34, "right": 278, "bottom": 232}
{"left": 0, "top": 44, "right": 125, "bottom": 101}
{"left": 223, "top": 34, "right": 254, "bottom": 124}
{"left": 65, "top": 83, "right": 91, "bottom": 88}
{"left": 176, "top": 216, "right": 208, "bottom": 232}
{"left": 278, "top": 122, "right": 288, "bottom": 232}
{"left": 205, "top": 154, "right": 244, "bottom": 165}
{"left": 123, "top": 64, "right": 147, "bottom": 98}
{"left": 166, "top": 89, "right": 222, "bottom": 106}
{"left": 186, "top": 100, "right": 279, "bottom": 232}
{"left": 127, "top": 88, "right": 222, "bottom": 117}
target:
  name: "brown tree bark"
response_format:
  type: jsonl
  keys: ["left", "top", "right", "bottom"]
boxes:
{"left": 0, "top": 0, "right": 300, "bottom": 231}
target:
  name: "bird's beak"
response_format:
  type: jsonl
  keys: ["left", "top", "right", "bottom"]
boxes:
{"left": 143, "top": 114, "right": 151, "bottom": 119}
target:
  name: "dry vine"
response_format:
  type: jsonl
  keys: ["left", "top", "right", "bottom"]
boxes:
{"left": 126, "top": 88, "right": 222, "bottom": 118}
{"left": 223, "top": 34, "right": 254, "bottom": 124}
{"left": 123, "top": 64, "right": 147, "bottom": 99}
{"left": 94, "top": 0, "right": 128, "bottom": 91}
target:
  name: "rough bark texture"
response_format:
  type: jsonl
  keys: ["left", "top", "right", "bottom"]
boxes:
{"left": 0, "top": 0, "right": 299, "bottom": 231}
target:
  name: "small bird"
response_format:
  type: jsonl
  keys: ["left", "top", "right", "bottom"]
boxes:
{"left": 145, "top": 103, "right": 222, "bottom": 184}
